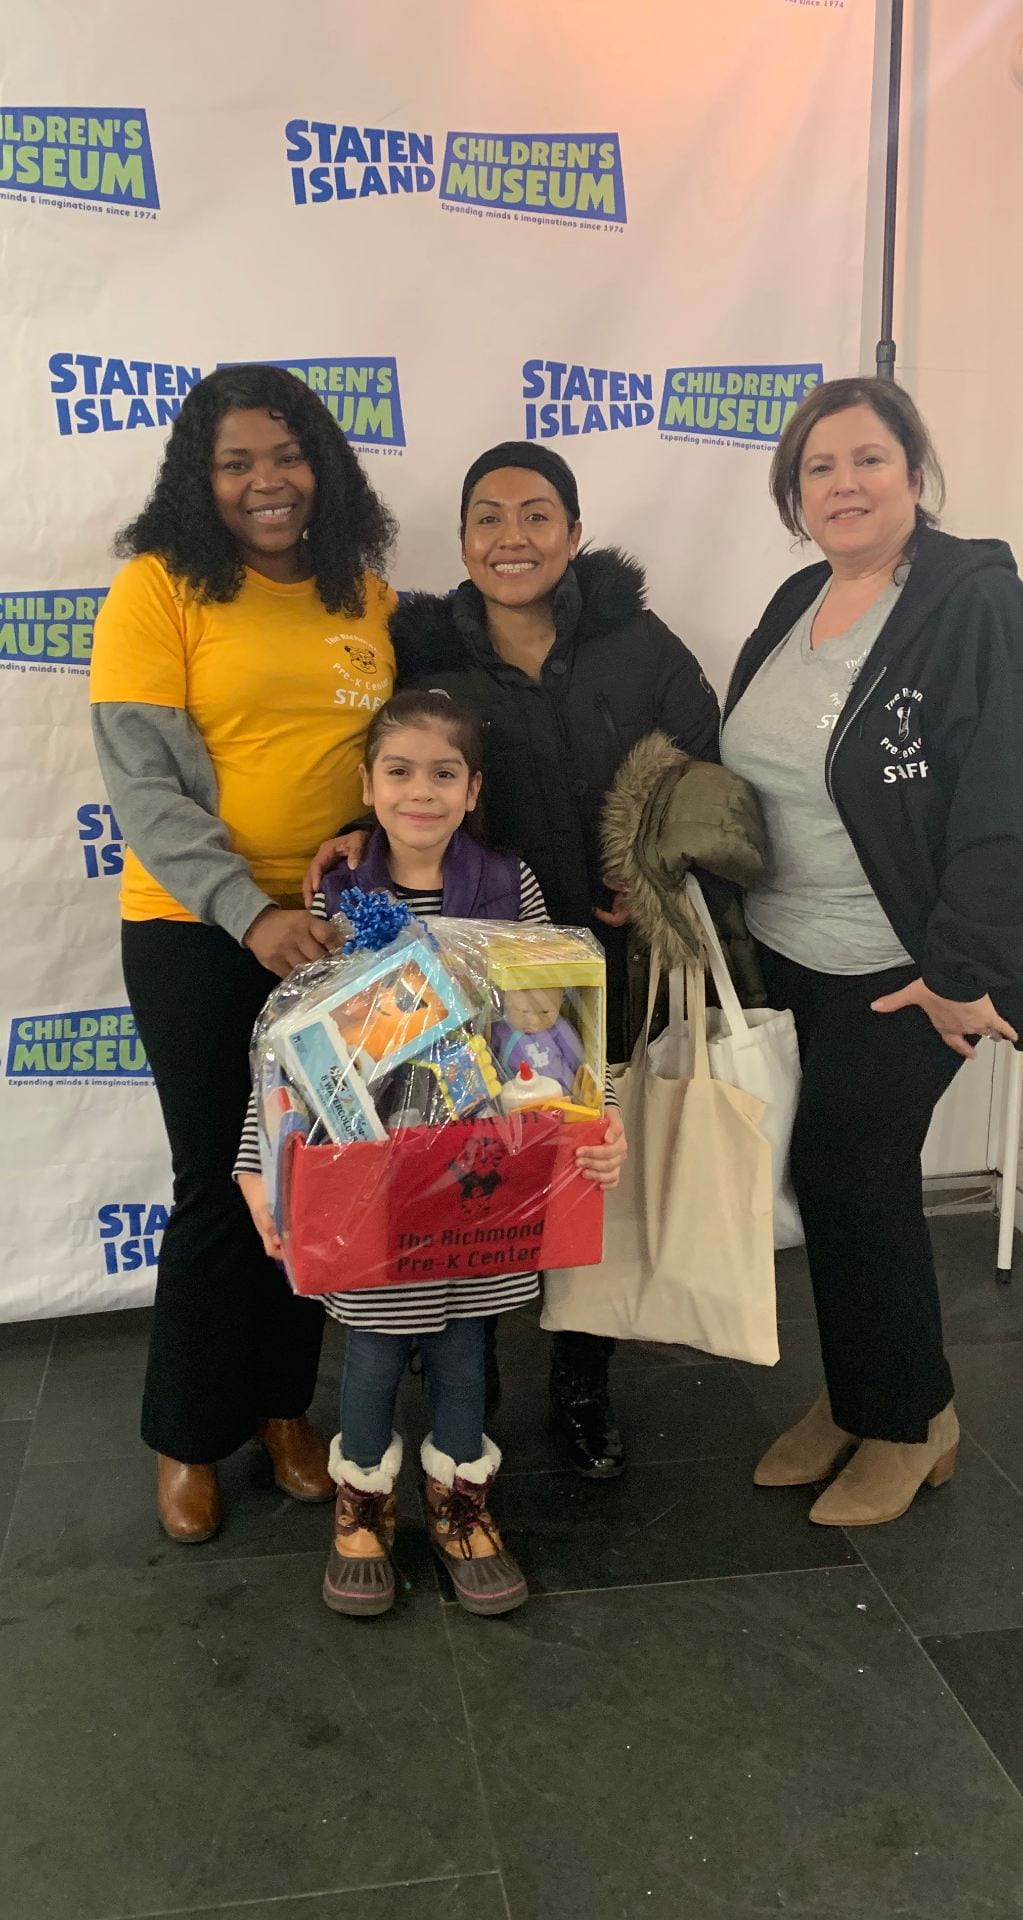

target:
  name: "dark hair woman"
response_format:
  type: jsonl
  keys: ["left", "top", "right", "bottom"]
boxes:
{"left": 304, "top": 439, "right": 721, "bottom": 1479}
{"left": 720, "top": 375, "right": 1023, "bottom": 1526}
{"left": 90, "top": 364, "right": 398, "bottom": 1543}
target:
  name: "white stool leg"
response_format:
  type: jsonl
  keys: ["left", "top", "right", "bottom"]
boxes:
{"left": 996, "top": 1046, "right": 1023, "bottom": 1282}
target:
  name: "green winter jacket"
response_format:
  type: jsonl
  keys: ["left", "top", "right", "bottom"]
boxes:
{"left": 601, "top": 732, "right": 768, "bottom": 1053}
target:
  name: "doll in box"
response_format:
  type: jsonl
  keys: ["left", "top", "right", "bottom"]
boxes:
{"left": 490, "top": 987, "right": 600, "bottom": 1110}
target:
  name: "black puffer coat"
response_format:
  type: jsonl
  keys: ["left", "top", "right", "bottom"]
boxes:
{"left": 391, "top": 548, "right": 720, "bottom": 1057}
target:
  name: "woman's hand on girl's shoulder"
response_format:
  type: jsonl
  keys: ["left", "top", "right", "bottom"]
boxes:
{"left": 595, "top": 888, "right": 631, "bottom": 928}
{"left": 575, "top": 1108, "right": 627, "bottom": 1188}
{"left": 302, "top": 832, "right": 371, "bottom": 906}
{"left": 243, "top": 907, "right": 340, "bottom": 978}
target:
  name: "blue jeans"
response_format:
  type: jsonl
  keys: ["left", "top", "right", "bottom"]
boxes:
{"left": 340, "top": 1319, "right": 486, "bottom": 1470}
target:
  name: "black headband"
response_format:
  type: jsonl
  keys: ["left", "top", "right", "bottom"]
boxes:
{"left": 459, "top": 441, "right": 581, "bottom": 527}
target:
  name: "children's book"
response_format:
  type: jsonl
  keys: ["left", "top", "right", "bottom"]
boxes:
{"left": 278, "top": 1018, "right": 387, "bottom": 1147}
{"left": 273, "top": 932, "right": 476, "bottom": 1102}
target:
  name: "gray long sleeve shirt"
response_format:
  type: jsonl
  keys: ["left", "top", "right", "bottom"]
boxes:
{"left": 91, "top": 701, "right": 273, "bottom": 945}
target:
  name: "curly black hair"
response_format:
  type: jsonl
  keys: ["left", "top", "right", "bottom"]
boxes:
{"left": 114, "top": 364, "right": 397, "bottom": 614}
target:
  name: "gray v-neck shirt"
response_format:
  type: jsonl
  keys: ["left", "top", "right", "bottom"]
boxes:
{"left": 721, "top": 580, "right": 912, "bottom": 975}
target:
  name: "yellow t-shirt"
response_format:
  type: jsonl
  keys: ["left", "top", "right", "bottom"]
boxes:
{"left": 90, "top": 553, "right": 396, "bottom": 922}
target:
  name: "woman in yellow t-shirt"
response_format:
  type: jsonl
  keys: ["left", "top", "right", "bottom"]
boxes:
{"left": 90, "top": 364, "right": 397, "bottom": 1544}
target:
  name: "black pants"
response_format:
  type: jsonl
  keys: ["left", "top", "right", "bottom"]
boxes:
{"left": 549, "top": 1329, "right": 614, "bottom": 1384}
{"left": 485, "top": 1321, "right": 613, "bottom": 1389}
{"left": 757, "top": 944, "right": 961, "bottom": 1443}
{"left": 122, "top": 920, "right": 324, "bottom": 1463}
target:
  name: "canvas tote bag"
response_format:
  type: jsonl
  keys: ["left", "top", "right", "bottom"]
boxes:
{"left": 542, "top": 952, "right": 779, "bottom": 1366}
{"left": 653, "top": 878, "right": 803, "bottom": 1250}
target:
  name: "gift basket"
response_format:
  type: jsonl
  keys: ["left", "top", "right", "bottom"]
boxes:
{"left": 251, "top": 889, "right": 608, "bottom": 1295}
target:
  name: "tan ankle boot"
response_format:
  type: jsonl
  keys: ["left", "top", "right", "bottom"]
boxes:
{"left": 156, "top": 1456, "right": 220, "bottom": 1543}
{"left": 421, "top": 1434, "right": 527, "bottom": 1616}
{"left": 322, "top": 1433, "right": 402, "bottom": 1616}
{"left": 809, "top": 1402, "right": 959, "bottom": 1527}
{"left": 753, "top": 1394, "right": 857, "bottom": 1487}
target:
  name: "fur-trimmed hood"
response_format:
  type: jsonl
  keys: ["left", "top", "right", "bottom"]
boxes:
{"left": 391, "top": 545, "right": 647, "bottom": 676}
{"left": 602, "top": 732, "right": 767, "bottom": 973}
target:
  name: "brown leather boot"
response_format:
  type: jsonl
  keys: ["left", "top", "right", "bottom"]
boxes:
{"left": 322, "top": 1433, "right": 402, "bottom": 1617}
{"left": 156, "top": 1455, "right": 220, "bottom": 1544}
{"left": 421, "top": 1434, "right": 527, "bottom": 1616}
{"left": 257, "top": 1416, "right": 334, "bottom": 1502}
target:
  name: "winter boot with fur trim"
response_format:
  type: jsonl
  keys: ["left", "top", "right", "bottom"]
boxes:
{"left": 421, "top": 1434, "right": 527, "bottom": 1616}
{"left": 322, "top": 1433, "right": 402, "bottom": 1617}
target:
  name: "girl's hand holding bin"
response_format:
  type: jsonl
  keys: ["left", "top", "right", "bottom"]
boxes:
{"left": 575, "top": 1107, "right": 627, "bottom": 1190}
{"left": 237, "top": 1171, "right": 282, "bottom": 1261}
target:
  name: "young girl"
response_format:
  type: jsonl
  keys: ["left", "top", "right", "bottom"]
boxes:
{"left": 235, "top": 691, "right": 626, "bottom": 1619}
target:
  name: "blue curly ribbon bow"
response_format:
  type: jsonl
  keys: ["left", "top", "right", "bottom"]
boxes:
{"left": 338, "top": 887, "right": 413, "bottom": 955}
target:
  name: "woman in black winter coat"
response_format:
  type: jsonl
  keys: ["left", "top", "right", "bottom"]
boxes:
{"left": 305, "top": 441, "right": 720, "bottom": 1478}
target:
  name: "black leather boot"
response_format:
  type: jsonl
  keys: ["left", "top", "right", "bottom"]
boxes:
{"left": 549, "top": 1341, "right": 625, "bottom": 1479}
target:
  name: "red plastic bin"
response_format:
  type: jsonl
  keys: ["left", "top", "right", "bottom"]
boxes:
{"left": 280, "top": 1112, "right": 606, "bottom": 1296}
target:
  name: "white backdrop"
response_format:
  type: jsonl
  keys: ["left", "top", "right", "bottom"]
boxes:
{"left": 0, "top": 0, "right": 877, "bottom": 1321}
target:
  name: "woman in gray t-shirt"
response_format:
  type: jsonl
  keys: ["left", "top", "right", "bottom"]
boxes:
{"left": 721, "top": 375, "right": 1023, "bottom": 1530}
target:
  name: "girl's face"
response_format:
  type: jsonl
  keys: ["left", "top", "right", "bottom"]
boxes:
{"left": 361, "top": 723, "right": 481, "bottom": 860}
{"left": 461, "top": 467, "right": 580, "bottom": 609}
{"left": 210, "top": 407, "right": 317, "bottom": 577}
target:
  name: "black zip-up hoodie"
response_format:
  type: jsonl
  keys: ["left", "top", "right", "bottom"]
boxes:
{"left": 722, "top": 525, "right": 1023, "bottom": 1026}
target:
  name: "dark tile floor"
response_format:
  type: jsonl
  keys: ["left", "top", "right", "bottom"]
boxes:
{"left": 1, "top": 1214, "right": 1022, "bottom": 1920}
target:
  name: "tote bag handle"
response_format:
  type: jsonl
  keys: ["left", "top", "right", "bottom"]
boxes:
{"left": 682, "top": 957, "right": 711, "bottom": 1080}
{"left": 643, "top": 944, "right": 711, "bottom": 1081}
{"left": 683, "top": 876, "right": 752, "bottom": 1043}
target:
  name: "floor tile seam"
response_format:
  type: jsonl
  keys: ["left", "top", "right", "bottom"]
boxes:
{"left": 438, "top": 1561, "right": 863, "bottom": 1607}
{"left": 37, "top": 1364, "right": 151, "bottom": 1390}
{"left": 32, "top": 1321, "right": 56, "bottom": 1417}
{"left": 857, "top": 1557, "right": 1023, "bottom": 1809}
{"left": 0, "top": 1327, "right": 54, "bottom": 1568}
{"left": 724, "top": 1355, "right": 775, "bottom": 1411}
{"left": 43, "top": 1346, "right": 150, "bottom": 1367}
{"left": 495, "top": 1353, "right": 739, "bottom": 1376}
{"left": 0, "top": 1546, "right": 345, "bottom": 1585}
{"left": 960, "top": 1428, "right": 1023, "bottom": 1500}
{"left": 495, "top": 1446, "right": 772, "bottom": 1479}
{"left": 440, "top": 1601, "right": 512, "bottom": 1917}
{"left": 22, "top": 1445, "right": 154, "bottom": 1470}
{"left": 89, "top": 1868, "right": 506, "bottom": 1920}
{"left": 946, "top": 1333, "right": 1023, "bottom": 1347}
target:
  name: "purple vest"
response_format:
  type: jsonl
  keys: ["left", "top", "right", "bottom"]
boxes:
{"left": 322, "top": 828, "right": 521, "bottom": 923}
